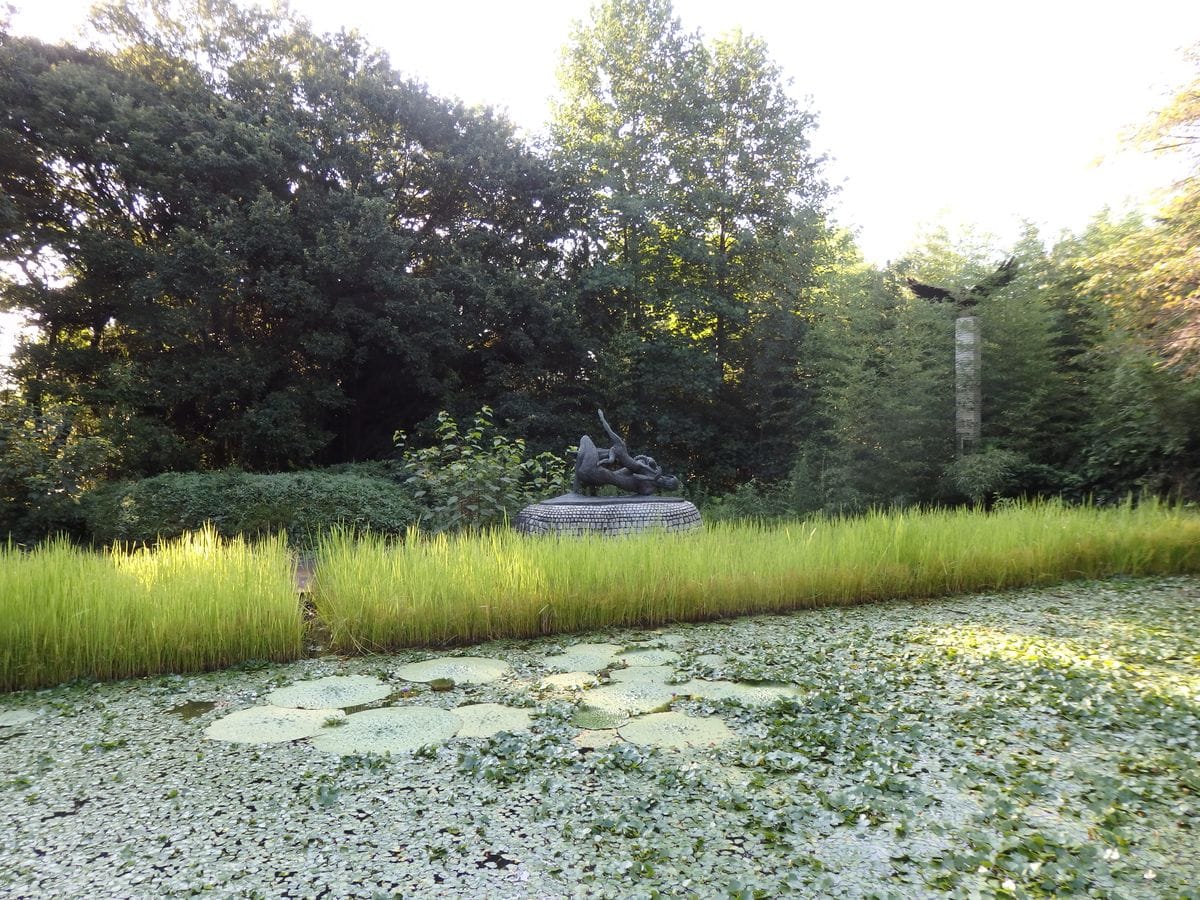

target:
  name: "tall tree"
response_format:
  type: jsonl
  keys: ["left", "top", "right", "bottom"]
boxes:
{"left": 0, "top": 0, "right": 580, "bottom": 473}
{"left": 1085, "top": 44, "right": 1200, "bottom": 376}
{"left": 552, "top": 0, "right": 827, "bottom": 487}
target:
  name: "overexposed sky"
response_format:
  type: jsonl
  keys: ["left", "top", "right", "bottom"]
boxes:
{"left": 3, "top": 0, "right": 1199, "bottom": 321}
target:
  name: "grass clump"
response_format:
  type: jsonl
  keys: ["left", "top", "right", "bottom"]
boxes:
{"left": 314, "top": 499, "right": 1200, "bottom": 652}
{"left": 0, "top": 527, "right": 302, "bottom": 691}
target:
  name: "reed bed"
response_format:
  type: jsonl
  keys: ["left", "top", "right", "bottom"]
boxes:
{"left": 0, "top": 528, "right": 303, "bottom": 691}
{"left": 314, "top": 500, "right": 1200, "bottom": 651}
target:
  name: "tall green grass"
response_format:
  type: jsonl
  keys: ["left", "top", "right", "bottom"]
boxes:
{"left": 314, "top": 500, "right": 1200, "bottom": 651}
{"left": 0, "top": 528, "right": 303, "bottom": 691}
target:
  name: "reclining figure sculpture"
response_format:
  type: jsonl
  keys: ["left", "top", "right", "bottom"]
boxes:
{"left": 572, "top": 410, "right": 681, "bottom": 496}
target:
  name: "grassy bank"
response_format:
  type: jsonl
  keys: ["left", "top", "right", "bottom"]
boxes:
{"left": 3, "top": 501, "right": 1199, "bottom": 690}
{"left": 314, "top": 500, "right": 1200, "bottom": 651}
{"left": 0, "top": 528, "right": 302, "bottom": 691}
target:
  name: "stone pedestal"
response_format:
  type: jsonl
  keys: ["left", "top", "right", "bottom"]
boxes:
{"left": 514, "top": 494, "right": 702, "bottom": 536}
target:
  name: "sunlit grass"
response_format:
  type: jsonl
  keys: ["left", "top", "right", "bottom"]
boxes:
{"left": 314, "top": 500, "right": 1200, "bottom": 652}
{"left": 0, "top": 527, "right": 303, "bottom": 691}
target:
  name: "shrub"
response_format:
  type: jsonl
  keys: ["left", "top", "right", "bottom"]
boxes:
{"left": 943, "top": 446, "right": 1026, "bottom": 507}
{"left": 395, "top": 406, "right": 569, "bottom": 532}
{"left": 0, "top": 398, "right": 114, "bottom": 542}
{"left": 84, "top": 470, "right": 419, "bottom": 546}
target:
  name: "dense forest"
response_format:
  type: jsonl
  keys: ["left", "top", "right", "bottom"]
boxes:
{"left": 2, "top": 0, "right": 1198, "bottom": 541}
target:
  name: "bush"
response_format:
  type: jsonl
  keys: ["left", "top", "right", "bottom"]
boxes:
{"left": 0, "top": 398, "right": 114, "bottom": 542}
{"left": 943, "top": 446, "right": 1026, "bottom": 507}
{"left": 84, "top": 470, "right": 419, "bottom": 546}
{"left": 395, "top": 406, "right": 569, "bottom": 532}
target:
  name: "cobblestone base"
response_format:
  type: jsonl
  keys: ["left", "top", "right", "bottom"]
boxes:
{"left": 514, "top": 499, "right": 702, "bottom": 535}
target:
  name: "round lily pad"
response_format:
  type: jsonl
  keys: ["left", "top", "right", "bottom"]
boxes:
{"left": 266, "top": 675, "right": 392, "bottom": 710}
{"left": 310, "top": 706, "right": 462, "bottom": 755}
{"left": 541, "top": 643, "right": 622, "bottom": 673}
{"left": 647, "top": 632, "right": 688, "bottom": 647}
{"left": 539, "top": 671, "right": 600, "bottom": 690}
{"left": 583, "top": 681, "right": 678, "bottom": 716}
{"left": 616, "top": 648, "right": 681, "bottom": 667}
{"left": 394, "top": 656, "right": 510, "bottom": 685}
{"left": 678, "top": 680, "right": 800, "bottom": 706}
{"left": 204, "top": 706, "right": 345, "bottom": 744}
{"left": 573, "top": 729, "right": 624, "bottom": 750}
{"left": 618, "top": 711, "right": 735, "bottom": 750}
{"left": 695, "top": 654, "right": 727, "bottom": 669}
{"left": 570, "top": 705, "right": 629, "bottom": 730}
{"left": 453, "top": 703, "right": 533, "bottom": 738}
{"left": 609, "top": 665, "right": 676, "bottom": 684}
{"left": 0, "top": 709, "right": 39, "bottom": 727}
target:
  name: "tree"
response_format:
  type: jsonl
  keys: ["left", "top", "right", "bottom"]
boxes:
{"left": 1084, "top": 44, "right": 1200, "bottom": 376}
{"left": 0, "top": 1, "right": 581, "bottom": 474}
{"left": 552, "top": 0, "right": 827, "bottom": 488}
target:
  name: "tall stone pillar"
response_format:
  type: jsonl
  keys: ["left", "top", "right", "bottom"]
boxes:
{"left": 955, "top": 316, "right": 981, "bottom": 456}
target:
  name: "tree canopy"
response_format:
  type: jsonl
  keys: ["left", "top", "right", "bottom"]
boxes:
{"left": 1, "top": 0, "right": 1198, "bottom": 540}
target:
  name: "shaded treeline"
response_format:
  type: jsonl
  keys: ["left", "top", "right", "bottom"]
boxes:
{"left": 2, "top": 0, "right": 1198, "bottom": 541}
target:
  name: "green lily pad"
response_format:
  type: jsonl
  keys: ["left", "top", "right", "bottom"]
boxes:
{"left": 583, "top": 681, "right": 679, "bottom": 716}
{"left": 618, "top": 711, "right": 735, "bottom": 750}
{"left": 453, "top": 703, "right": 533, "bottom": 738}
{"left": 0, "top": 709, "right": 39, "bottom": 727}
{"left": 609, "top": 665, "right": 676, "bottom": 683}
{"left": 394, "top": 657, "right": 510, "bottom": 685}
{"left": 204, "top": 706, "right": 345, "bottom": 744}
{"left": 542, "top": 643, "right": 622, "bottom": 672}
{"left": 266, "top": 674, "right": 392, "bottom": 709}
{"left": 539, "top": 671, "right": 600, "bottom": 690}
{"left": 616, "top": 648, "right": 681, "bottom": 667}
{"left": 570, "top": 705, "right": 629, "bottom": 730}
{"left": 309, "top": 706, "right": 462, "bottom": 755}
{"left": 677, "top": 679, "right": 800, "bottom": 706}
{"left": 573, "top": 729, "right": 624, "bottom": 750}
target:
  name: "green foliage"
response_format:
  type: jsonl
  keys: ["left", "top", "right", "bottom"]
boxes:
{"left": 803, "top": 263, "right": 956, "bottom": 512}
{"left": 943, "top": 446, "right": 1026, "bottom": 507}
{"left": 553, "top": 0, "right": 828, "bottom": 487}
{"left": 83, "top": 469, "right": 418, "bottom": 546}
{"left": 0, "top": 397, "right": 114, "bottom": 541}
{"left": 0, "top": 527, "right": 301, "bottom": 691}
{"left": 1085, "top": 44, "right": 1200, "bottom": 376}
{"left": 394, "top": 406, "right": 569, "bottom": 532}
{"left": 0, "top": 1, "right": 579, "bottom": 473}
{"left": 1, "top": 0, "right": 1199, "bottom": 509}
{"left": 1079, "top": 346, "right": 1200, "bottom": 499}
{"left": 314, "top": 501, "right": 1200, "bottom": 651}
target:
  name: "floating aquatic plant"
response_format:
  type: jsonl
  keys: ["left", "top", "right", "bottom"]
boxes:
{"left": 569, "top": 706, "right": 628, "bottom": 730}
{"left": 538, "top": 672, "right": 600, "bottom": 691}
{"left": 394, "top": 657, "right": 509, "bottom": 685}
{"left": 582, "top": 681, "right": 679, "bottom": 716}
{"left": 608, "top": 665, "right": 675, "bottom": 684}
{"left": 617, "top": 711, "right": 735, "bottom": 750}
{"left": 453, "top": 703, "right": 533, "bottom": 738}
{"left": 677, "top": 680, "right": 800, "bottom": 706}
{"left": 204, "top": 706, "right": 345, "bottom": 744}
{"left": 541, "top": 643, "right": 623, "bottom": 673}
{"left": 266, "top": 674, "right": 392, "bottom": 709}
{"left": 0, "top": 710, "right": 39, "bottom": 727}
{"left": 572, "top": 729, "right": 623, "bottom": 749}
{"left": 616, "top": 648, "right": 681, "bottom": 667}
{"left": 309, "top": 706, "right": 462, "bottom": 755}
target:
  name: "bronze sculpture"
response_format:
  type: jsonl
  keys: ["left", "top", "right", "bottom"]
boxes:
{"left": 572, "top": 410, "right": 681, "bottom": 496}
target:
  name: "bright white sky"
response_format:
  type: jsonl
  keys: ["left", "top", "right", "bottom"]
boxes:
{"left": 3, "top": 0, "right": 1200, "bottom": 360}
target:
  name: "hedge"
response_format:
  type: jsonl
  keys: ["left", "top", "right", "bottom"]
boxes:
{"left": 84, "top": 470, "right": 419, "bottom": 546}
